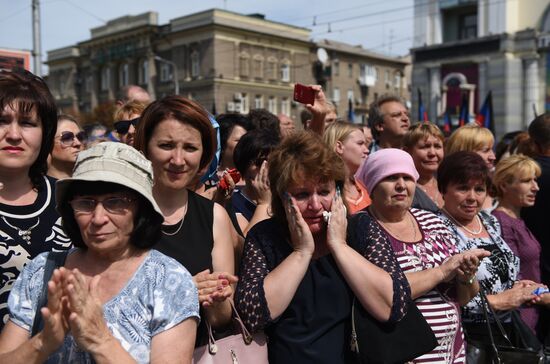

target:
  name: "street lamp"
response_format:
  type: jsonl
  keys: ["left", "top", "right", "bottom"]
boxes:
{"left": 154, "top": 55, "right": 179, "bottom": 95}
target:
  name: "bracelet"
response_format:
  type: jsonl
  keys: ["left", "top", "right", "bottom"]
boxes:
{"left": 458, "top": 275, "right": 476, "bottom": 285}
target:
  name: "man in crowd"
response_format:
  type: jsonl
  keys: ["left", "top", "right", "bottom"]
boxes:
{"left": 367, "top": 94, "right": 410, "bottom": 153}
{"left": 278, "top": 113, "right": 296, "bottom": 138}
{"left": 116, "top": 85, "right": 151, "bottom": 106}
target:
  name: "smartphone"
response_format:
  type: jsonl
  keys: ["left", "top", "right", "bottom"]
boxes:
{"left": 218, "top": 168, "right": 241, "bottom": 190}
{"left": 293, "top": 84, "right": 315, "bottom": 105}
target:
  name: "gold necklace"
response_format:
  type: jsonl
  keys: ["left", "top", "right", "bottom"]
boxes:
{"left": 442, "top": 208, "right": 483, "bottom": 235}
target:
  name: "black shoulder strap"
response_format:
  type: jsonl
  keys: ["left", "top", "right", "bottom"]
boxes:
{"left": 31, "top": 251, "right": 69, "bottom": 337}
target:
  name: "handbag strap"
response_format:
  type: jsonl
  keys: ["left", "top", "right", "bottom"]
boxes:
{"left": 204, "top": 299, "right": 254, "bottom": 355}
{"left": 31, "top": 251, "right": 69, "bottom": 337}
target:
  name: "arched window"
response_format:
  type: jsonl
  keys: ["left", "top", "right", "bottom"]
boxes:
{"left": 119, "top": 63, "right": 129, "bottom": 87}
{"left": 139, "top": 59, "right": 149, "bottom": 85}
{"left": 100, "top": 66, "right": 110, "bottom": 91}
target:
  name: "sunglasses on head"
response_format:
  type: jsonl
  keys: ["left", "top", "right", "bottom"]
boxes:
{"left": 59, "top": 131, "right": 87, "bottom": 146}
{"left": 114, "top": 118, "right": 139, "bottom": 135}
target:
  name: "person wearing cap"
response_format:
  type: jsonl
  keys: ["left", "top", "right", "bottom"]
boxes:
{"left": 0, "top": 142, "right": 200, "bottom": 363}
{"left": 358, "top": 148, "right": 490, "bottom": 363}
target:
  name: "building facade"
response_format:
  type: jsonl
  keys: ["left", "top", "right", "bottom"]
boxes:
{"left": 412, "top": 0, "right": 550, "bottom": 137}
{"left": 46, "top": 9, "right": 409, "bottom": 124}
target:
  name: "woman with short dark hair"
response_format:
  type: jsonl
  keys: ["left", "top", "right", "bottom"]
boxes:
{"left": 0, "top": 69, "right": 71, "bottom": 330}
{"left": 438, "top": 151, "right": 545, "bottom": 345}
{"left": 48, "top": 114, "right": 86, "bottom": 179}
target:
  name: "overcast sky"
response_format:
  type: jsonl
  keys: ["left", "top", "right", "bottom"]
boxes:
{"left": 0, "top": 0, "right": 413, "bottom": 74}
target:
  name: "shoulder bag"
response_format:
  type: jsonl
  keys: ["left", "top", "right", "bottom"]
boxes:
{"left": 347, "top": 212, "right": 438, "bottom": 364}
{"left": 31, "top": 251, "right": 69, "bottom": 336}
{"left": 193, "top": 300, "right": 268, "bottom": 364}
{"left": 465, "top": 288, "right": 544, "bottom": 364}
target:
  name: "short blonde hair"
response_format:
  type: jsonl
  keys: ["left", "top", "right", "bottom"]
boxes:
{"left": 493, "top": 154, "right": 541, "bottom": 198}
{"left": 322, "top": 120, "right": 363, "bottom": 151}
{"left": 445, "top": 124, "right": 494, "bottom": 155}
{"left": 402, "top": 123, "right": 444, "bottom": 150}
{"left": 114, "top": 100, "right": 147, "bottom": 122}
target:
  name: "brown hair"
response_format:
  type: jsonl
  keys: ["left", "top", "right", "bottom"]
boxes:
{"left": 437, "top": 151, "right": 491, "bottom": 194}
{"left": 268, "top": 131, "right": 346, "bottom": 221}
{"left": 134, "top": 95, "right": 216, "bottom": 171}
{"left": 402, "top": 122, "right": 444, "bottom": 150}
{"left": 493, "top": 154, "right": 541, "bottom": 198}
{"left": 367, "top": 94, "right": 405, "bottom": 139}
{"left": 0, "top": 69, "right": 58, "bottom": 187}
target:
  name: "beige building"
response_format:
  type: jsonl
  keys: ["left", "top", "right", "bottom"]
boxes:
{"left": 412, "top": 0, "right": 550, "bottom": 136}
{"left": 46, "top": 9, "right": 409, "bottom": 124}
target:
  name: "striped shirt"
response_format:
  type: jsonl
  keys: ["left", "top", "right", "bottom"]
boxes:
{"left": 378, "top": 208, "right": 465, "bottom": 364}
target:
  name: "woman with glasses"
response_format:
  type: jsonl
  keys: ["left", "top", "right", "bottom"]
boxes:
{"left": 0, "top": 69, "right": 71, "bottom": 331}
{"left": 113, "top": 100, "right": 145, "bottom": 146}
{"left": 0, "top": 142, "right": 200, "bottom": 363}
{"left": 47, "top": 114, "right": 86, "bottom": 179}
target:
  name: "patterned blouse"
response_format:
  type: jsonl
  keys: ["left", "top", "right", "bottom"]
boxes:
{"left": 377, "top": 208, "right": 465, "bottom": 364}
{"left": 438, "top": 211, "right": 519, "bottom": 323}
{"left": 8, "top": 249, "right": 200, "bottom": 364}
{"left": 235, "top": 214, "right": 411, "bottom": 332}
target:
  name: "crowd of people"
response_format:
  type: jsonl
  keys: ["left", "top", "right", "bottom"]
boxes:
{"left": 0, "top": 66, "right": 549, "bottom": 363}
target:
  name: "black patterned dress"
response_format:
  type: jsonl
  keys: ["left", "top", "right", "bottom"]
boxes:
{"left": 0, "top": 176, "right": 71, "bottom": 330}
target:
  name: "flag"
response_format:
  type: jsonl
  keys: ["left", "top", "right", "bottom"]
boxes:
{"left": 443, "top": 110, "right": 452, "bottom": 134}
{"left": 418, "top": 88, "right": 428, "bottom": 123}
{"left": 458, "top": 93, "right": 469, "bottom": 127}
{"left": 476, "top": 91, "right": 494, "bottom": 133}
{"left": 348, "top": 97, "right": 355, "bottom": 123}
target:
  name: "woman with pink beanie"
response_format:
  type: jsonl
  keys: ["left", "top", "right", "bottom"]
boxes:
{"left": 358, "top": 148, "right": 490, "bottom": 363}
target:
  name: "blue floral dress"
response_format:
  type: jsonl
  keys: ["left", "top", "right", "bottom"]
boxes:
{"left": 8, "top": 249, "right": 200, "bottom": 363}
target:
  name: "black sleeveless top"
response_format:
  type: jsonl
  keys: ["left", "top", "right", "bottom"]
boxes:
{"left": 156, "top": 190, "right": 214, "bottom": 275}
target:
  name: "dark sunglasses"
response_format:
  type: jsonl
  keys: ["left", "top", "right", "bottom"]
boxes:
{"left": 114, "top": 118, "right": 139, "bottom": 135}
{"left": 59, "top": 131, "right": 87, "bottom": 146}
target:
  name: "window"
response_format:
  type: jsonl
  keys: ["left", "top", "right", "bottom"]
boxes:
{"left": 254, "top": 95, "right": 263, "bottom": 109}
{"left": 348, "top": 63, "right": 353, "bottom": 77}
{"left": 281, "top": 97, "right": 290, "bottom": 116}
{"left": 139, "top": 59, "right": 148, "bottom": 85}
{"left": 332, "top": 87, "right": 340, "bottom": 103}
{"left": 239, "top": 53, "right": 250, "bottom": 77}
{"left": 459, "top": 13, "right": 477, "bottom": 40}
{"left": 267, "top": 57, "right": 277, "bottom": 80}
{"left": 191, "top": 51, "right": 200, "bottom": 78}
{"left": 119, "top": 63, "right": 129, "bottom": 87}
{"left": 281, "top": 62, "right": 290, "bottom": 82}
{"left": 235, "top": 93, "right": 249, "bottom": 114}
{"left": 253, "top": 55, "right": 264, "bottom": 79}
{"left": 85, "top": 75, "right": 92, "bottom": 93}
{"left": 333, "top": 59, "right": 340, "bottom": 76}
{"left": 347, "top": 90, "right": 354, "bottom": 102}
{"left": 160, "top": 63, "right": 172, "bottom": 82}
{"left": 374, "top": 67, "right": 379, "bottom": 83}
{"left": 394, "top": 73, "right": 401, "bottom": 88}
{"left": 385, "top": 70, "right": 390, "bottom": 86}
{"left": 59, "top": 78, "right": 65, "bottom": 97}
{"left": 268, "top": 96, "right": 277, "bottom": 114}
{"left": 100, "top": 66, "right": 110, "bottom": 91}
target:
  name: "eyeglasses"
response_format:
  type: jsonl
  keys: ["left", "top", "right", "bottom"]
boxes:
{"left": 69, "top": 197, "right": 136, "bottom": 214}
{"left": 59, "top": 131, "right": 87, "bottom": 147}
{"left": 114, "top": 118, "right": 139, "bottom": 135}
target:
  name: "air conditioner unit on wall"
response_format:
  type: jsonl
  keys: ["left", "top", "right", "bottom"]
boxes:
{"left": 234, "top": 93, "right": 242, "bottom": 101}
{"left": 227, "top": 102, "right": 235, "bottom": 112}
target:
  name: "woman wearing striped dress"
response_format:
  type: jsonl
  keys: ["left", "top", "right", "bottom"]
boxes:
{"left": 359, "top": 148, "right": 489, "bottom": 363}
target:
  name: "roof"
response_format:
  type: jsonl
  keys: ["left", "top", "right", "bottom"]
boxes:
{"left": 316, "top": 39, "right": 409, "bottom": 65}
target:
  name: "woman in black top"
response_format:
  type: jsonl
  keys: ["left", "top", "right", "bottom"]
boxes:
{"left": 0, "top": 69, "right": 71, "bottom": 330}
{"left": 235, "top": 131, "right": 411, "bottom": 363}
{"left": 134, "top": 96, "right": 239, "bottom": 333}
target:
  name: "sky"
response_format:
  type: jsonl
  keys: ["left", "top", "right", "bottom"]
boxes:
{"left": 0, "top": 0, "right": 414, "bottom": 75}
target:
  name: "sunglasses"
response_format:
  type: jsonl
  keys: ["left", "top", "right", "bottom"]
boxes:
{"left": 114, "top": 118, "right": 139, "bottom": 135}
{"left": 69, "top": 197, "right": 136, "bottom": 214}
{"left": 59, "top": 131, "right": 87, "bottom": 146}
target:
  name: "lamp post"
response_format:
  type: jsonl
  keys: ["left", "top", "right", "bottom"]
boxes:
{"left": 154, "top": 55, "right": 179, "bottom": 95}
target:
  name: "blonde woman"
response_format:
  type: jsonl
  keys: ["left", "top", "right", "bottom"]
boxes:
{"left": 445, "top": 124, "right": 496, "bottom": 209}
{"left": 323, "top": 121, "right": 370, "bottom": 213}
{"left": 403, "top": 123, "right": 445, "bottom": 209}
{"left": 492, "top": 154, "right": 547, "bottom": 333}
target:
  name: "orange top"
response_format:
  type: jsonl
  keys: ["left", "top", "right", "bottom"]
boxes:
{"left": 346, "top": 179, "right": 371, "bottom": 214}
